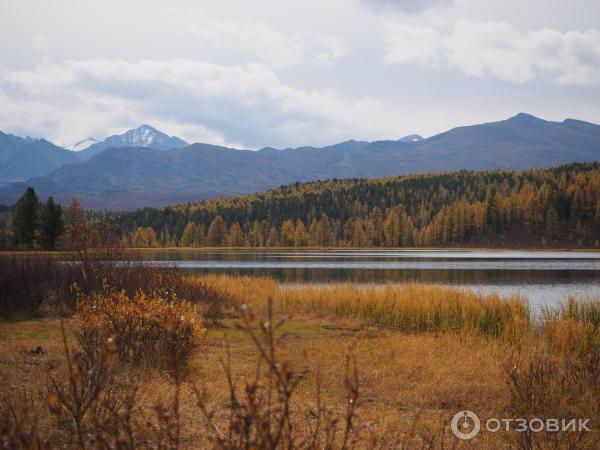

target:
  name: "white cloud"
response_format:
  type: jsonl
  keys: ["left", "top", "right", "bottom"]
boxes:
{"left": 0, "top": 59, "right": 401, "bottom": 148}
{"left": 383, "top": 24, "right": 443, "bottom": 67}
{"left": 178, "top": 15, "right": 346, "bottom": 68}
{"left": 383, "top": 19, "right": 600, "bottom": 86}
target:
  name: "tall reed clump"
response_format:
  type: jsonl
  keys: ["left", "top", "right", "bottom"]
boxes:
{"left": 279, "top": 283, "right": 530, "bottom": 340}
{"left": 72, "top": 287, "right": 205, "bottom": 370}
{"left": 505, "top": 324, "right": 600, "bottom": 448}
{"left": 192, "top": 274, "right": 279, "bottom": 310}
{"left": 543, "top": 295, "right": 600, "bottom": 329}
{"left": 501, "top": 297, "right": 600, "bottom": 449}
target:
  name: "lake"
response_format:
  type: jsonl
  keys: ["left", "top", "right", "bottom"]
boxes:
{"left": 146, "top": 249, "right": 600, "bottom": 310}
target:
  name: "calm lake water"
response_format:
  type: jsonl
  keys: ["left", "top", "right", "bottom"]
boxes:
{"left": 147, "top": 250, "right": 600, "bottom": 310}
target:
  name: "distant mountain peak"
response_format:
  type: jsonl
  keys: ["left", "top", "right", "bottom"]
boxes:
{"left": 120, "top": 124, "right": 175, "bottom": 147}
{"left": 77, "top": 125, "right": 189, "bottom": 160}
{"left": 509, "top": 112, "right": 544, "bottom": 122}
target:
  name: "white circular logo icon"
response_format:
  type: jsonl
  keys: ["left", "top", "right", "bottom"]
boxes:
{"left": 451, "top": 410, "right": 481, "bottom": 440}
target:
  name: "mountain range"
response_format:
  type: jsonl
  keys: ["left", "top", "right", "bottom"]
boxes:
{"left": 0, "top": 132, "right": 80, "bottom": 186}
{"left": 0, "top": 113, "right": 599, "bottom": 209}
{"left": 0, "top": 124, "right": 187, "bottom": 186}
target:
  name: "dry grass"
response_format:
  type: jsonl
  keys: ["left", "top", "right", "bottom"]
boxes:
{"left": 194, "top": 276, "right": 530, "bottom": 340}
{"left": 1, "top": 274, "right": 600, "bottom": 448}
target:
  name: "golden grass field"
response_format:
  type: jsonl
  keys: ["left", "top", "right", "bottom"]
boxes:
{"left": 1, "top": 269, "right": 600, "bottom": 448}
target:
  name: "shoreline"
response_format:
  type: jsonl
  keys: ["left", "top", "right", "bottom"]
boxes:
{"left": 2, "top": 246, "right": 600, "bottom": 255}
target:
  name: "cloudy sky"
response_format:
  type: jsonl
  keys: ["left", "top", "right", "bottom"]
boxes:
{"left": 1, "top": 0, "right": 599, "bottom": 149}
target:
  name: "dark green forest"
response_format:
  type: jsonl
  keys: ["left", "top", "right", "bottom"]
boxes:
{"left": 3, "top": 162, "right": 600, "bottom": 249}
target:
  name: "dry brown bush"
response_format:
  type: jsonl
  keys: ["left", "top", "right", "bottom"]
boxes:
{"left": 73, "top": 287, "right": 204, "bottom": 371}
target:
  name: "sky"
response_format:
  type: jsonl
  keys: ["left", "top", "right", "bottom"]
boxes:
{"left": 1, "top": 0, "right": 599, "bottom": 149}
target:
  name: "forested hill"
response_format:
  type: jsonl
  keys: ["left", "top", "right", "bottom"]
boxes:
{"left": 107, "top": 162, "right": 600, "bottom": 248}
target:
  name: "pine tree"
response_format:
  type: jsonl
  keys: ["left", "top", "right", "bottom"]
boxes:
{"left": 485, "top": 188, "right": 498, "bottom": 230}
{"left": 40, "top": 196, "right": 64, "bottom": 249}
{"left": 12, "top": 187, "right": 40, "bottom": 247}
{"left": 369, "top": 207, "right": 384, "bottom": 246}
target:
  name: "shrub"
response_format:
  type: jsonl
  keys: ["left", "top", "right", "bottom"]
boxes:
{"left": 72, "top": 288, "right": 204, "bottom": 370}
{"left": 0, "top": 250, "right": 236, "bottom": 320}
{"left": 0, "top": 255, "right": 69, "bottom": 315}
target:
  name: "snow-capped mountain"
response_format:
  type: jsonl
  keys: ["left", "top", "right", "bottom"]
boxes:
{"left": 71, "top": 137, "right": 99, "bottom": 151}
{"left": 78, "top": 125, "right": 188, "bottom": 160}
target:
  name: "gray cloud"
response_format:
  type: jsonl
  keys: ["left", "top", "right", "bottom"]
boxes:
{"left": 0, "top": 59, "right": 401, "bottom": 148}
{"left": 0, "top": 0, "right": 599, "bottom": 148}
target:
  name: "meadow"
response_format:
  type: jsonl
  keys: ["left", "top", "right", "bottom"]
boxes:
{"left": 1, "top": 252, "right": 599, "bottom": 448}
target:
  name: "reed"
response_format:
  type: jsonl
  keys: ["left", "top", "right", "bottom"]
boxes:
{"left": 543, "top": 295, "right": 600, "bottom": 328}
{"left": 188, "top": 276, "right": 531, "bottom": 339}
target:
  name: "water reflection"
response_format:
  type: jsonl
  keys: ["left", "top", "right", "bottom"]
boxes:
{"left": 146, "top": 249, "right": 600, "bottom": 308}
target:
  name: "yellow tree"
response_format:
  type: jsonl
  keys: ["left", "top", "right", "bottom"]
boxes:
{"left": 180, "top": 222, "right": 197, "bottom": 247}
{"left": 266, "top": 226, "right": 280, "bottom": 247}
{"left": 352, "top": 219, "right": 367, "bottom": 247}
{"left": 280, "top": 219, "right": 295, "bottom": 246}
{"left": 294, "top": 219, "right": 307, "bottom": 247}
{"left": 384, "top": 210, "right": 399, "bottom": 247}
{"left": 227, "top": 222, "right": 244, "bottom": 247}
{"left": 207, "top": 215, "right": 226, "bottom": 246}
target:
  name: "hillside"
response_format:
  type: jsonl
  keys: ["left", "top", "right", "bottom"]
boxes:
{"left": 104, "top": 162, "right": 600, "bottom": 248}
{"left": 0, "top": 132, "right": 80, "bottom": 186}
{"left": 1, "top": 113, "right": 599, "bottom": 209}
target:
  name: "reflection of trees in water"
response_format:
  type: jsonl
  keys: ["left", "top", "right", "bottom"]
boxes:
{"left": 188, "top": 267, "right": 600, "bottom": 285}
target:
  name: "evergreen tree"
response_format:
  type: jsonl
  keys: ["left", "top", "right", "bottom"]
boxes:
{"left": 12, "top": 187, "right": 40, "bottom": 247}
{"left": 485, "top": 188, "right": 498, "bottom": 230}
{"left": 40, "top": 196, "right": 64, "bottom": 249}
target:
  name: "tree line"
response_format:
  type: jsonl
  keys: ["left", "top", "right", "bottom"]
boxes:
{"left": 107, "top": 162, "right": 600, "bottom": 248}
{"left": 0, "top": 188, "right": 88, "bottom": 250}
{"left": 2, "top": 162, "right": 600, "bottom": 249}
